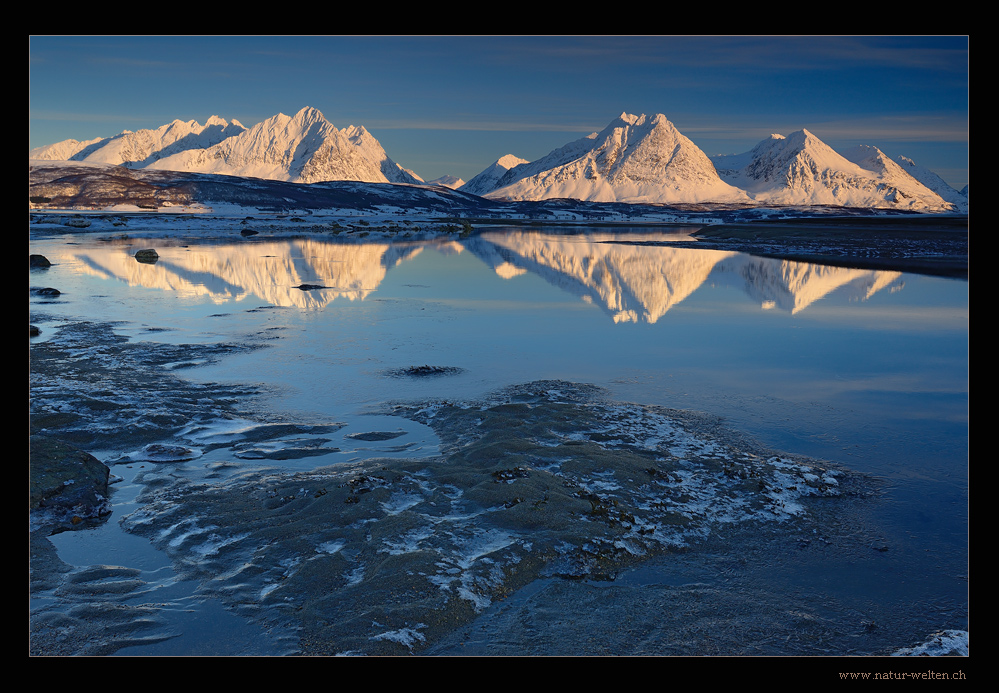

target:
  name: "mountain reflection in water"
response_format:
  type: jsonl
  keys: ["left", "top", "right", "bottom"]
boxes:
{"left": 59, "top": 230, "right": 905, "bottom": 320}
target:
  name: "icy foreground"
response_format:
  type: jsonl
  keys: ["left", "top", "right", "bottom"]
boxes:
{"left": 117, "top": 380, "right": 868, "bottom": 655}
{"left": 30, "top": 108, "right": 966, "bottom": 212}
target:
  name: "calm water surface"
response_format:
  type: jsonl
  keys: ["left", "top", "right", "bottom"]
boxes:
{"left": 29, "top": 226, "right": 968, "bottom": 654}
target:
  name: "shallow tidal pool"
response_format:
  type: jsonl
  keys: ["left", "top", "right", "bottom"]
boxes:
{"left": 29, "top": 226, "right": 968, "bottom": 656}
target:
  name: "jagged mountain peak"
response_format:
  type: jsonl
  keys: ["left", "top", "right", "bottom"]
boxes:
{"left": 29, "top": 115, "right": 249, "bottom": 168}
{"left": 137, "top": 107, "right": 421, "bottom": 186}
{"left": 30, "top": 106, "right": 421, "bottom": 186}
{"left": 738, "top": 128, "right": 863, "bottom": 185}
{"left": 295, "top": 105, "right": 326, "bottom": 119}
{"left": 841, "top": 144, "right": 896, "bottom": 173}
{"left": 603, "top": 112, "right": 680, "bottom": 139}
{"left": 251, "top": 107, "right": 333, "bottom": 138}
{"left": 28, "top": 106, "right": 420, "bottom": 183}
{"left": 425, "top": 174, "right": 465, "bottom": 189}
{"left": 611, "top": 111, "right": 646, "bottom": 128}
{"left": 289, "top": 106, "right": 334, "bottom": 130}
{"left": 30, "top": 108, "right": 966, "bottom": 213}
{"left": 342, "top": 123, "right": 369, "bottom": 138}
{"left": 893, "top": 153, "right": 968, "bottom": 210}
{"left": 611, "top": 112, "right": 670, "bottom": 128}
{"left": 483, "top": 112, "right": 748, "bottom": 204}
{"left": 713, "top": 129, "right": 955, "bottom": 211}
{"left": 460, "top": 154, "right": 531, "bottom": 196}
{"left": 758, "top": 128, "right": 827, "bottom": 154}
{"left": 496, "top": 153, "right": 529, "bottom": 169}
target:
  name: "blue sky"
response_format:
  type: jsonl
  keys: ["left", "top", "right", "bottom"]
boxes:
{"left": 29, "top": 36, "right": 969, "bottom": 188}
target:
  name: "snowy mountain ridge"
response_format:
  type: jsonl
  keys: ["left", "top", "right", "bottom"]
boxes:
{"left": 31, "top": 107, "right": 420, "bottom": 187}
{"left": 29, "top": 115, "right": 248, "bottom": 169}
{"left": 148, "top": 107, "right": 421, "bottom": 185}
{"left": 30, "top": 108, "right": 966, "bottom": 212}
{"left": 424, "top": 174, "right": 466, "bottom": 189}
{"left": 483, "top": 113, "right": 750, "bottom": 205}
{"left": 708, "top": 129, "right": 960, "bottom": 212}
{"left": 460, "top": 154, "right": 530, "bottom": 196}
{"left": 893, "top": 154, "right": 969, "bottom": 211}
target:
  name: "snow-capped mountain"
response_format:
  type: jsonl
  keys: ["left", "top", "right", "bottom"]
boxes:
{"left": 425, "top": 174, "right": 466, "bottom": 189}
{"left": 28, "top": 116, "right": 247, "bottom": 169}
{"left": 482, "top": 113, "right": 750, "bottom": 204}
{"left": 711, "top": 130, "right": 954, "bottom": 212}
{"left": 840, "top": 144, "right": 954, "bottom": 210}
{"left": 460, "top": 154, "right": 530, "bottom": 196}
{"left": 28, "top": 136, "right": 106, "bottom": 162}
{"left": 148, "top": 107, "right": 421, "bottom": 185}
{"left": 29, "top": 108, "right": 967, "bottom": 212}
{"left": 30, "top": 107, "right": 421, "bottom": 186}
{"left": 893, "top": 154, "right": 968, "bottom": 212}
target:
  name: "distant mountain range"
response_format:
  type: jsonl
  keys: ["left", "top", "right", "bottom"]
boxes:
{"left": 30, "top": 107, "right": 967, "bottom": 213}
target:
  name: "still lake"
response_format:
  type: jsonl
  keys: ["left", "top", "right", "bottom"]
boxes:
{"left": 29, "top": 225, "right": 968, "bottom": 655}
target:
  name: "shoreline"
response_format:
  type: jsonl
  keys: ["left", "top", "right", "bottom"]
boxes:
{"left": 30, "top": 210, "right": 968, "bottom": 280}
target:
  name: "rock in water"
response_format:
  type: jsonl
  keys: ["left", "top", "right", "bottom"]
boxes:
{"left": 134, "top": 249, "right": 159, "bottom": 263}
{"left": 29, "top": 435, "right": 112, "bottom": 527}
{"left": 30, "top": 287, "right": 61, "bottom": 297}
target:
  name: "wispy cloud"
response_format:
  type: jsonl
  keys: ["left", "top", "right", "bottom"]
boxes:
{"left": 677, "top": 113, "right": 969, "bottom": 145}
{"left": 358, "top": 117, "right": 603, "bottom": 133}
{"left": 28, "top": 110, "right": 145, "bottom": 124}
{"left": 793, "top": 115, "right": 969, "bottom": 144}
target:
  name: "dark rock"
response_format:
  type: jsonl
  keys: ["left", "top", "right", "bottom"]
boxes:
{"left": 134, "top": 249, "right": 159, "bottom": 263}
{"left": 240, "top": 228, "right": 258, "bottom": 237}
{"left": 30, "top": 254, "right": 51, "bottom": 268}
{"left": 344, "top": 430, "right": 407, "bottom": 442}
{"left": 295, "top": 283, "right": 326, "bottom": 291}
{"left": 30, "top": 324, "right": 40, "bottom": 337}
{"left": 135, "top": 443, "right": 199, "bottom": 462}
{"left": 30, "top": 287, "right": 61, "bottom": 297}
{"left": 30, "top": 435, "right": 112, "bottom": 527}
{"left": 386, "top": 364, "right": 466, "bottom": 377}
